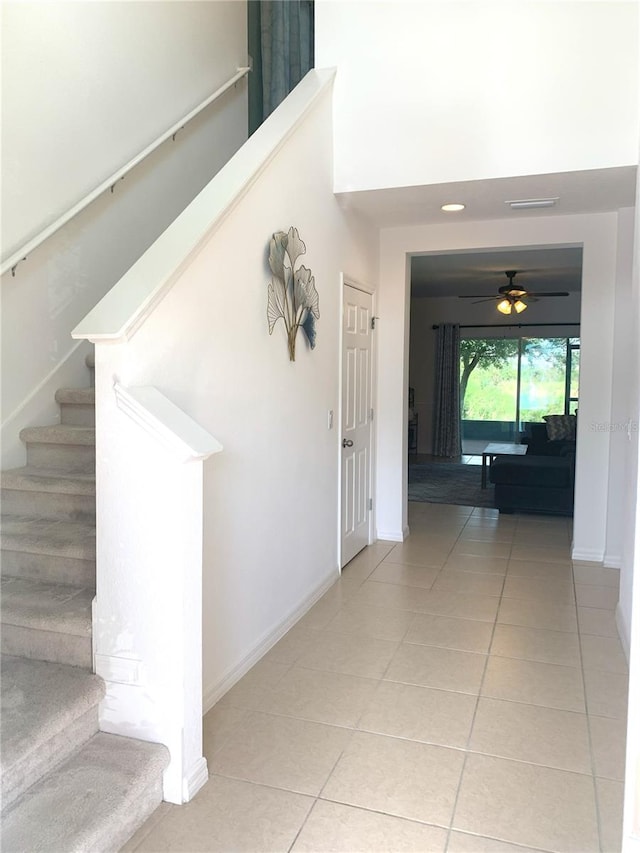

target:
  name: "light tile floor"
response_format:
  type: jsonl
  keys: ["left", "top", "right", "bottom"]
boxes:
{"left": 126, "top": 503, "right": 628, "bottom": 853}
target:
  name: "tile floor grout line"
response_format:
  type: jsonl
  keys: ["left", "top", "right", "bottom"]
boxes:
{"left": 285, "top": 796, "right": 317, "bottom": 853}
{"left": 574, "top": 555, "right": 609, "bottom": 853}
{"left": 444, "top": 519, "right": 508, "bottom": 852}
{"left": 142, "top": 506, "right": 622, "bottom": 852}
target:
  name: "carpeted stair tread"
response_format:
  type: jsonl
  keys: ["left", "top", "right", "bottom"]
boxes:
{"left": 55, "top": 387, "right": 95, "bottom": 405}
{"left": 1, "top": 516, "right": 96, "bottom": 560}
{"left": 1, "top": 655, "right": 104, "bottom": 773}
{"left": 1, "top": 577, "right": 93, "bottom": 635}
{"left": 2, "top": 733, "right": 170, "bottom": 853}
{"left": 19, "top": 424, "right": 95, "bottom": 446}
{"left": 2, "top": 466, "right": 95, "bottom": 495}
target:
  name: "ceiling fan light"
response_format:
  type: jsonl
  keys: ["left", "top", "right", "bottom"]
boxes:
{"left": 497, "top": 299, "right": 512, "bottom": 315}
{"left": 513, "top": 299, "right": 527, "bottom": 313}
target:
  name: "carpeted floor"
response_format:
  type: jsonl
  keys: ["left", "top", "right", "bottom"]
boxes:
{"left": 408, "top": 461, "right": 495, "bottom": 508}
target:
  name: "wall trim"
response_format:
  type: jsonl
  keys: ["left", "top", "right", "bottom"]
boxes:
{"left": 376, "top": 529, "right": 406, "bottom": 542}
{"left": 604, "top": 553, "right": 623, "bottom": 569}
{"left": 182, "top": 757, "right": 209, "bottom": 803}
{"left": 572, "top": 548, "right": 605, "bottom": 564}
{"left": 202, "top": 567, "right": 339, "bottom": 713}
{"left": 114, "top": 383, "right": 223, "bottom": 463}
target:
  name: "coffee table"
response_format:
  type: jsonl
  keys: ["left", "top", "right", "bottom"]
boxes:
{"left": 481, "top": 442, "right": 527, "bottom": 488}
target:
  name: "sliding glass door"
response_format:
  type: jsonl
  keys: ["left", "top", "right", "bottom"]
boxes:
{"left": 460, "top": 339, "right": 519, "bottom": 441}
{"left": 460, "top": 336, "right": 579, "bottom": 443}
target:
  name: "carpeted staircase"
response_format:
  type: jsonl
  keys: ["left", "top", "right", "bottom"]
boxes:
{"left": 1, "top": 352, "right": 169, "bottom": 852}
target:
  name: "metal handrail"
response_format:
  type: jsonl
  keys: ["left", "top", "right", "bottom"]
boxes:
{"left": 2, "top": 65, "right": 251, "bottom": 277}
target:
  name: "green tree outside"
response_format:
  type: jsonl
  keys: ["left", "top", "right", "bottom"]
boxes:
{"left": 460, "top": 337, "right": 576, "bottom": 424}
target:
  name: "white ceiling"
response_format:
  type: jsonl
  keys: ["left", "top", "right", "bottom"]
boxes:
{"left": 410, "top": 247, "right": 583, "bottom": 299}
{"left": 335, "top": 165, "right": 636, "bottom": 298}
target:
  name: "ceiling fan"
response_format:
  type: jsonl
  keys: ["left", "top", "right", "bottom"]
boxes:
{"left": 458, "top": 270, "right": 570, "bottom": 315}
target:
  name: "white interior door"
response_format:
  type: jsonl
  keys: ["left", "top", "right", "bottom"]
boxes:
{"left": 341, "top": 284, "right": 373, "bottom": 568}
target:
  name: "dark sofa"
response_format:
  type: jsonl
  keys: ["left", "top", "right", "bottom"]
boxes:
{"left": 489, "top": 419, "right": 576, "bottom": 515}
{"left": 520, "top": 421, "right": 576, "bottom": 458}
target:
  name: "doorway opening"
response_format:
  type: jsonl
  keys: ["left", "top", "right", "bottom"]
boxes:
{"left": 407, "top": 246, "right": 582, "bottom": 510}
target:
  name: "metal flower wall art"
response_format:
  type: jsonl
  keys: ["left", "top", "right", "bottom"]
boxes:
{"left": 267, "top": 227, "right": 320, "bottom": 361}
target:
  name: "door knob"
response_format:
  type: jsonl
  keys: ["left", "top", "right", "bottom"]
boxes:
{"left": 342, "top": 439, "right": 354, "bottom": 448}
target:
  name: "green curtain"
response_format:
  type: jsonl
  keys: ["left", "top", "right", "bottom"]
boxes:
{"left": 248, "top": 1, "right": 314, "bottom": 136}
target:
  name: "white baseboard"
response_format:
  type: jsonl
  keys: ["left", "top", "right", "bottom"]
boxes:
{"left": 376, "top": 529, "right": 406, "bottom": 542}
{"left": 202, "top": 568, "right": 338, "bottom": 713}
{"left": 604, "top": 553, "right": 623, "bottom": 569}
{"left": 616, "top": 602, "right": 631, "bottom": 663}
{"left": 571, "top": 547, "right": 604, "bottom": 564}
{"left": 182, "top": 757, "right": 209, "bottom": 803}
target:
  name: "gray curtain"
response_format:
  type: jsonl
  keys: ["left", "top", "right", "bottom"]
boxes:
{"left": 433, "top": 323, "right": 462, "bottom": 457}
{"left": 248, "top": 1, "right": 314, "bottom": 134}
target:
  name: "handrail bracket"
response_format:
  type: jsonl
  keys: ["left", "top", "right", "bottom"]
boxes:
{"left": 11, "top": 257, "right": 27, "bottom": 277}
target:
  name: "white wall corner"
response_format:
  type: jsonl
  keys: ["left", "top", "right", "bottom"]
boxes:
{"left": 182, "top": 756, "right": 209, "bottom": 803}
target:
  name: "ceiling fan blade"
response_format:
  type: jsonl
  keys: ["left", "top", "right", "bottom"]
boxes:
{"left": 471, "top": 297, "right": 501, "bottom": 304}
{"left": 524, "top": 291, "right": 570, "bottom": 297}
{"left": 458, "top": 294, "right": 499, "bottom": 299}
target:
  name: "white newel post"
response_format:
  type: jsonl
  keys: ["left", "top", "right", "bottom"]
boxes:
{"left": 91, "top": 352, "right": 222, "bottom": 804}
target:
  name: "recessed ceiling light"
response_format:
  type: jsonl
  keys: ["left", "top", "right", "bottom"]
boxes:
{"left": 505, "top": 197, "right": 559, "bottom": 210}
{"left": 441, "top": 203, "right": 465, "bottom": 212}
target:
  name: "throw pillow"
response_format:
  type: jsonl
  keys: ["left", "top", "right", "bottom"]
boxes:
{"left": 543, "top": 414, "right": 577, "bottom": 441}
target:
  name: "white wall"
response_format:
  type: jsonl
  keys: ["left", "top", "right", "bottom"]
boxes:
{"left": 607, "top": 208, "right": 637, "bottom": 572}
{"left": 78, "top": 75, "right": 377, "bottom": 716}
{"left": 410, "top": 292, "right": 582, "bottom": 454}
{"left": 1, "top": 1, "right": 247, "bottom": 466}
{"left": 376, "top": 212, "right": 623, "bottom": 565}
{"left": 315, "top": 0, "right": 639, "bottom": 192}
{"left": 622, "top": 168, "right": 640, "bottom": 853}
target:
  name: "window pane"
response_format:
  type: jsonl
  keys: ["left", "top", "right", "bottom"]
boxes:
{"left": 519, "top": 338, "right": 567, "bottom": 423}
{"left": 460, "top": 338, "right": 518, "bottom": 442}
